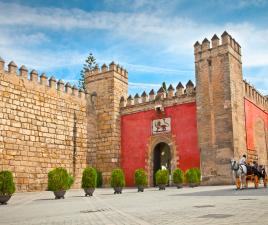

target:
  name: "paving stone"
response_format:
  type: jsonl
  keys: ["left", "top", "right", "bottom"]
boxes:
{"left": 1, "top": 186, "right": 268, "bottom": 225}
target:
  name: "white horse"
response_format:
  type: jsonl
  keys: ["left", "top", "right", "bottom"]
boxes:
{"left": 230, "top": 159, "right": 247, "bottom": 189}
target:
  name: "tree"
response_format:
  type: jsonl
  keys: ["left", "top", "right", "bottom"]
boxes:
{"left": 78, "top": 53, "right": 97, "bottom": 90}
{"left": 162, "top": 82, "right": 167, "bottom": 92}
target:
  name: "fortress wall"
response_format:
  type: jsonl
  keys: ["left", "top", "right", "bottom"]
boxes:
{"left": 120, "top": 81, "right": 199, "bottom": 186}
{"left": 243, "top": 80, "right": 268, "bottom": 166}
{"left": 244, "top": 98, "right": 268, "bottom": 166}
{"left": 120, "top": 80, "right": 195, "bottom": 115}
{"left": 194, "top": 32, "right": 246, "bottom": 185}
{"left": 85, "top": 62, "right": 128, "bottom": 185}
{"left": 0, "top": 59, "right": 88, "bottom": 191}
{"left": 243, "top": 80, "right": 268, "bottom": 112}
{"left": 121, "top": 102, "right": 199, "bottom": 186}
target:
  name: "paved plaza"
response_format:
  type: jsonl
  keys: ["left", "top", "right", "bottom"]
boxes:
{"left": 1, "top": 185, "right": 268, "bottom": 225}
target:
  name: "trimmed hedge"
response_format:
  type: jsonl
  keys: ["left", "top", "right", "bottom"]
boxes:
{"left": 193, "top": 168, "right": 201, "bottom": 183}
{"left": 134, "top": 169, "right": 148, "bottom": 186}
{"left": 110, "top": 168, "right": 125, "bottom": 188}
{"left": 155, "top": 169, "right": 169, "bottom": 185}
{"left": 82, "top": 167, "right": 97, "bottom": 189}
{"left": 48, "top": 168, "right": 74, "bottom": 191}
{"left": 172, "top": 168, "right": 184, "bottom": 185}
{"left": 185, "top": 168, "right": 199, "bottom": 185}
{"left": 0, "top": 171, "right": 16, "bottom": 195}
{"left": 96, "top": 170, "right": 103, "bottom": 188}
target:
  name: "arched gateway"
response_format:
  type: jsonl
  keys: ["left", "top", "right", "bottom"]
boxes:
{"left": 153, "top": 142, "right": 171, "bottom": 185}
{"left": 146, "top": 134, "right": 178, "bottom": 186}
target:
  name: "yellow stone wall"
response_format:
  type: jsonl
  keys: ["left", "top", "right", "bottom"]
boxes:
{"left": 0, "top": 60, "right": 88, "bottom": 191}
{"left": 85, "top": 63, "right": 128, "bottom": 185}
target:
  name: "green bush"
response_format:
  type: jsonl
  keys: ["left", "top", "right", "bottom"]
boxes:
{"left": 0, "top": 171, "right": 16, "bottom": 195}
{"left": 97, "top": 170, "right": 103, "bottom": 188}
{"left": 48, "top": 168, "right": 74, "bottom": 191}
{"left": 155, "top": 169, "right": 169, "bottom": 185}
{"left": 193, "top": 168, "right": 201, "bottom": 183}
{"left": 185, "top": 168, "right": 199, "bottom": 184}
{"left": 110, "top": 168, "right": 125, "bottom": 188}
{"left": 82, "top": 167, "right": 97, "bottom": 189}
{"left": 134, "top": 169, "right": 148, "bottom": 186}
{"left": 172, "top": 169, "right": 184, "bottom": 185}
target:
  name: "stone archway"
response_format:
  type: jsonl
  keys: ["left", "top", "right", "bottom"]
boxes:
{"left": 153, "top": 142, "right": 171, "bottom": 185}
{"left": 254, "top": 117, "right": 268, "bottom": 167}
{"left": 146, "top": 133, "right": 177, "bottom": 186}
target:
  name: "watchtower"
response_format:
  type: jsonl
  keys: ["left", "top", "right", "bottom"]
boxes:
{"left": 194, "top": 32, "right": 246, "bottom": 184}
{"left": 85, "top": 62, "right": 128, "bottom": 185}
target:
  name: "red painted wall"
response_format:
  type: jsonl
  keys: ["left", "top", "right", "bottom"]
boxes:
{"left": 245, "top": 98, "right": 268, "bottom": 150}
{"left": 121, "top": 102, "right": 200, "bottom": 186}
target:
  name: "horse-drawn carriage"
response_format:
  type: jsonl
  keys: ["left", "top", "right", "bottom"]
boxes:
{"left": 230, "top": 159, "right": 268, "bottom": 189}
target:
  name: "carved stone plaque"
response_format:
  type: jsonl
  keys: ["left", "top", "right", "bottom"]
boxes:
{"left": 152, "top": 118, "right": 171, "bottom": 134}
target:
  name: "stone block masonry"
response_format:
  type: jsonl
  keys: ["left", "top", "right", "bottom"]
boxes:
{"left": 85, "top": 62, "right": 128, "bottom": 186}
{"left": 1, "top": 31, "right": 268, "bottom": 190}
{"left": 0, "top": 59, "right": 88, "bottom": 191}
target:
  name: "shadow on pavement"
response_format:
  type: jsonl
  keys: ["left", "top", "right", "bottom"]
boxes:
{"left": 33, "top": 198, "right": 56, "bottom": 201}
{"left": 170, "top": 187, "right": 268, "bottom": 196}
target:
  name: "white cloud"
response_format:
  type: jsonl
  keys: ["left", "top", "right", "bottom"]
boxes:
{"left": 129, "top": 82, "right": 160, "bottom": 89}
{"left": 0, "top": 46, "right": 85, "bottom": 70}
{"left": 0, "top": 1, "right": 268, "bottom": 93}
{"left": 124, "top": 63, "right": 193, "bottom": 74}
{"left": 0, "top": 2, "right": 267, "bottom": 67}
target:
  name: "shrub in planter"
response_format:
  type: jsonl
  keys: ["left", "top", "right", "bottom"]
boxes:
{"left": 96, "top": 170, "right": 103, "bottom": 188}
{"left": 185, "top": 168, "right": 199, "bottom": 187}
{"left": 172, "top": 169, "right": 184, "bottom": 188}
{"left": 82, "top": 167, "right": 97, "bottom": 196}
{"left": 134, "top": 169, "right": 148, "bottom": 192}
{"left": 110, "top": 168, "right": 125, "bottom": 194}
{"left": 0, "top": 170, "right": 16, "bottom": 205}
{"left": 192, "top": 168, "right": 201, "bottom": 185}
{"left": 155, "top": 169, "right": 169, "bottom": 190}
{"left": 48, "top": 167, "right": 74, "bottom": 199}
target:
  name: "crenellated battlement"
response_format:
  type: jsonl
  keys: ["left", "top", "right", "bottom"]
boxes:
{"left": 0, "top": 57, "right": 88, "bottom": 101}
{"left": 194, "top": 31, "right": 241, "bottom": 62}
{"left": 243, "top": 80, "right": 268, "bottom": 111}
{"left": 87, "top": 61, "right": 128, "bottom": 78}
{"left": 120, "top": 80, "right": 196, "bottom": 115}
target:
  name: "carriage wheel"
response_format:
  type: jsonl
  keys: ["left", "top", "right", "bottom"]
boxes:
{"left": 236, "top": 178, "right": 241, "bottom": 189}
{"left": 254, "top": 175, "right": 259, "bottom": 189}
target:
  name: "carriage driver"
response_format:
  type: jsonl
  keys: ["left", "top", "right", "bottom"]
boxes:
{"left": 239, "top": 154, "right": 247, "bottom": 166}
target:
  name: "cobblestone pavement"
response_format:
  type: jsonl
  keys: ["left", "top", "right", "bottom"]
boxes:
{"left": 1, "top": 185, "right": 268, "bottom": 225}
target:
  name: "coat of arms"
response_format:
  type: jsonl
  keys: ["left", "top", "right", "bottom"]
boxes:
{"left": 152, "top": 118, "right": 171, "bottom": 134}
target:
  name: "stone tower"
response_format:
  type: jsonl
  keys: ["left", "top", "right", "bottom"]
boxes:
{"left": 194, "top": 32, "right": 246, "bottom": 185}
{"left": 85, "top": 62, "right": 128, "bottom": 185}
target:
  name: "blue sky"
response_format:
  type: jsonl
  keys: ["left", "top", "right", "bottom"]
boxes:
{"left": 0, "top": 0, "right": 268, "bottom": 95}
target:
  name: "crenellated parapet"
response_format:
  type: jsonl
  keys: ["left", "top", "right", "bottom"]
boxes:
{"left": 243, "top": 80, "right": 268, "bottom": 111}
{"left": 194, "top": 31, "right": 241, "bottom": 63}
{"left": 0, "top": 57, "right": 88, "bottom": 101}
{"left": 86, "top": 61, "right": 128, "bottom": 78}
{"left": 120, "top": 80, "right": 196, "bottom": 115}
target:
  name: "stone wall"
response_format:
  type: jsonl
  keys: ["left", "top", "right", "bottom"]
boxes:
{"left": 244, "top": 98, "right": 268, "bottom": 166}
{"left": 85, "top": 62, "right": 128, "bottom": 185}
{"left": 243, "top": 80, "right": 268, "bottom": 112}
{"left": 0, "top": 58, "right": 88, "bottom": 191}
{"left": 195, "top": 32, "right": 246, "bottom": 185}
